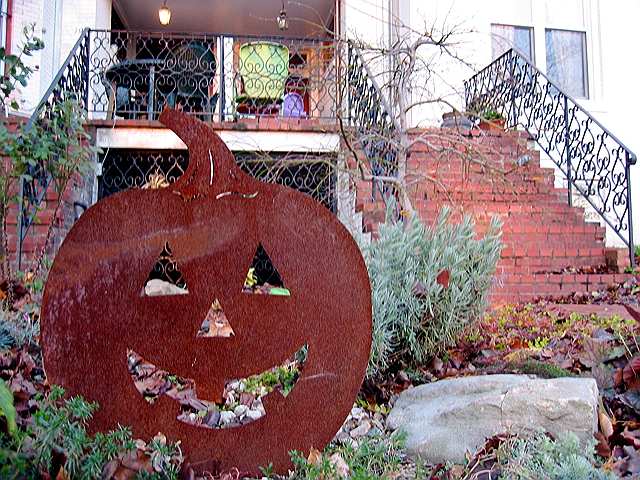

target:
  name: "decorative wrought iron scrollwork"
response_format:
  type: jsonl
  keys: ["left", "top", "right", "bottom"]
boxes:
{"left": 87, "top": 30, "right": 338, "bottom": 121}
{"left": 346, "top": 44, "right": 399, "bottom": 203}
{"left": 18, "top": 28, "right": 91, "bottom": 268}
{"left": 464, "top": 48, "right": 636, "bottom": 264}
{"left": 98, "top": 149, "right": 336, "bottom": 212}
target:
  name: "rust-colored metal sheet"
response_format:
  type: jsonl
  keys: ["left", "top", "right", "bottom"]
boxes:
{"left": 40, "top": 108, "right": 372, "bottom": 476}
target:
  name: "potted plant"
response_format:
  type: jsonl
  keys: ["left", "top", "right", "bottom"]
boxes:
{"left": 441, "top": 109, "right": 474, "bottom": 130}
{"left": 478, "top": 108, "right": 506, "bottom": 131}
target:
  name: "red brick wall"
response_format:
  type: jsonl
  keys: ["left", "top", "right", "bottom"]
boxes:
{"left": 353, "top": 129, "right": 632, "bottom": 303}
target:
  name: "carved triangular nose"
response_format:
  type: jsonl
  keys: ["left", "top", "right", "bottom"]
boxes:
{"left": 197, "top": 298, "right": 235, "bottom": 338}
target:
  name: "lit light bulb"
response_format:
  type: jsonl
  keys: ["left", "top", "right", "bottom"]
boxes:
{"left": 277, "top": 1, "right": 288, "bottom": 31}
{"left": 158, "top": 1, "right": 171, "bottom": 26}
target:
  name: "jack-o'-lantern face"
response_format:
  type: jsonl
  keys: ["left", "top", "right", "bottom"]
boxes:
{"left": 41, "top": 109, "right": 372, "bottom": 476}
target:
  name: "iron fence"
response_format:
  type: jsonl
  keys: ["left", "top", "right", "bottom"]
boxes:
{"left": 464, "top": 48, "right": 636, "bottom": 265}
{"left": 16, "top": 28, "right": 402, "bottom": 265}
{"left": 88, "top": 30, "right": 339, "bottom": 122}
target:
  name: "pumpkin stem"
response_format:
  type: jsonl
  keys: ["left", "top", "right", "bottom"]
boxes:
{"left": 159, "top": 108, "right": 238, "bottom": 199}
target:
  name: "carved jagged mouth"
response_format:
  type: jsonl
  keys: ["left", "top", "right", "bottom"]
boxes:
{"left": 127, "top": 345, "right": 308, "bottom": 429}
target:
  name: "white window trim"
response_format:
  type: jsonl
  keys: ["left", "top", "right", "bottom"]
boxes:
{"left": 490, "top": 23, "right": 536, "bottom": 62}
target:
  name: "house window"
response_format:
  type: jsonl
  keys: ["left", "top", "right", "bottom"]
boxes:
{"left": 491, "top": 24, "right": 534, "bottom": 61}
{"left": 545, "top": 29, "right": 588, "bottom": 98}
{"left": 0, "top": 0, "right": 7, "bottom": 52}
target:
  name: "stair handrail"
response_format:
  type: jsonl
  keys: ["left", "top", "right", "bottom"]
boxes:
{"left": 464, "top": 47, "right": 636, "bottom": 266}
{"left": 346, "top": 43, "right": 400, "bottom": 203}
{"left": 17, "top": 28, "right": 90, "bottom": 269}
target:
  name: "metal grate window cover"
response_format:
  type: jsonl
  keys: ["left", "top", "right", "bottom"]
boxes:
{"left": 98, "top": 149, "right": 337, "bottom": 211}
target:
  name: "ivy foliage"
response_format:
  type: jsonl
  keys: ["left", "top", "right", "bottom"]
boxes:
{"left": 0, "top": 24, "right": 97, "bottom": 282}
{"left": 364, "top": 206, "right": 502, "bottom": 376}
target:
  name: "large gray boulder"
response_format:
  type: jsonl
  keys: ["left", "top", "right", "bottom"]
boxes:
{"left": 386, "top": 374, "right": 598, "bottom": 464}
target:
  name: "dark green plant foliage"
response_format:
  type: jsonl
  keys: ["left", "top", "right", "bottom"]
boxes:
{"left": 0, "top": 309, "right": 39, "bottom": 351}
{"left": 510, "top": 360, "right": 575, "bottom": 379}
{"left": 482, "top": 109, "right": 504, "bottom": 120}
{"left": 0, "top": 24, "right": 98, "bottom": 282}
{"left": 364, "top": 207, "right": 502, "bottom": 376}
{"left": 0, "top": 386, "right": 137, "bottom": 479}
{"left": 0, "top": 26, "right": 44, "bottom": 112}
{"left": 287, "top": 432, "right": 408, "bottom": 480}
{"left": 0, "top": 380, "right": 17, "bottom": 437}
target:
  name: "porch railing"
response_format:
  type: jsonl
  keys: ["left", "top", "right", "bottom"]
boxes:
{"left": 464, "top": 48, "right": 636, "bottom": 265}
{"left": 17, "top": 28, "right": 347, "bottom": 267}
{"left": 87, "top": 30, "right": 339, "bottom": 121}
{"left": 17, "top": 28, "right": 90, "bottom": 269}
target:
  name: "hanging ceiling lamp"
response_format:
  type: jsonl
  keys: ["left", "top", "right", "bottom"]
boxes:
{"left": 158, "top": 0, "right": 172, "bottom": 26}
{"left": 277, "top": 1, "right": 289, "bottom": 31}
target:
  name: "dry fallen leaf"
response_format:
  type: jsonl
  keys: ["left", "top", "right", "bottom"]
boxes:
{"left": 55, "top": 467, "right": 70, "bottom": 480}
{"left": 307, "top": 447, "right": 323, "bottom": 466}
{"left": 436, "top": 269, "right": 450, "bottom": 289}
{"left": 599, "top": 410, "right": 614, "bottom": 439}
{"left": 594, "top": 432, "right": 611, "bottom": 459}
{"left": 623, "top": 356, "right": 640, "bottom": 390}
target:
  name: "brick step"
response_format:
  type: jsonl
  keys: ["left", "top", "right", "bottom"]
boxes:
{"left": 419, "top": 205, "right": 585, "bottom": 218}
{"left": 500, "top": 238, "right": 605, "bottom": 249}
{"left": 500, "top": 231, "right": 604, "bottom": 241}
{"left": 498, "top": 255, "right": 607, "bottom": 270}
{"left": 417, "top": 171, "right": 557, "bottom": 185}
{"left": 419, "top": 212, "right": 588, "bottom": 226}
{"left": 490, "top": 273, "right": 634, "bottom": 304}
{"left": 419, "top": 172, "right": 557, "bottom": 185}
{"left": 409, "top": 161, "right": 551, "bottom": 175}
{"left": 423, "top": 191, "right": 570, "bottom": 203}
{"left": 500, "top": 223, "right": 604, "bottom": 235}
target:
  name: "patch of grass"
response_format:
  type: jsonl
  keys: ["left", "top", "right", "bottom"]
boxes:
{"left": 509, "top": 360, "right": 575, "bottom": 379}
{"left": 283, "top": 432, "right": 410, "bottom": 480}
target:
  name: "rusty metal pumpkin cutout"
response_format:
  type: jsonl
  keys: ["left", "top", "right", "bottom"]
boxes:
{"left": 41, "top": 109, "right": 372, "bottom": 475}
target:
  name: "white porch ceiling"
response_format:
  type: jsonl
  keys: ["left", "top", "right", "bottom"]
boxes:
{"left": 113, "top": 0, "right": 336, "bottom": 38}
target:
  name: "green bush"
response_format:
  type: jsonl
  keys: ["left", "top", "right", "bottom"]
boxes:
{"left": 497, "top": 432, "right": 615, "bottom": 480}
{"left": 0, "top": 385, "right": 182, "bottom": 479}
{"left": 364, "top": 207, "right": 502, "bottom": 376}
{"left": 0, "top": 386, "right": 136, "bottom": 479}
{"left": 286, "top": 431, "right": 408, "bottom": 480}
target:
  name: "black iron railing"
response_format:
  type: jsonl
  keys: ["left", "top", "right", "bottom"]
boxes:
{"left": 97, "top": 149, "right": 336, "bottom": 211}
{"left": 18, "top": 30, "right": 405, "bottom": 264}
{"left": 87, "top": 30, "right": 338, "bottom": 121}
{"left": 346, "top": 44, "right": 399, "bottom": 201}
{"left": 465, "top": 48, "right": 636, "bottom": 265}
{"left": 17, "top": 28, "right": 91, "bottom": 269}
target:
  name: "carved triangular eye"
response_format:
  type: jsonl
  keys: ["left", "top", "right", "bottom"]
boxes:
{"left": 142, "top": 242, "right": 189, "bottom": 296}
{"left": 242, "top": 244, "right": 290, "bottom": 296}
{"left": 197, "top": 299, "right": 235, "bottom": 337}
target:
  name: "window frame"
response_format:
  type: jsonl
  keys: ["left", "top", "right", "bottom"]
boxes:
{"left": 490, "top": 23, "right": 535, "bottom": 62}
{"left": 544, "top": 27, "right": 589, "bottom": 100}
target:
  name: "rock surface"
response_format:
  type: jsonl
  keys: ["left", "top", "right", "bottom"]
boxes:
{"left": 386, "top": 374, "right": 598, "bottom": 464}
{"left": 144, "top": 279, "right": 188, "bottom": 296}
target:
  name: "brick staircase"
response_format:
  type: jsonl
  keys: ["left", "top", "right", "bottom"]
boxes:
{"left": 354, "top": 129, "right": 634, "bottom": 304}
